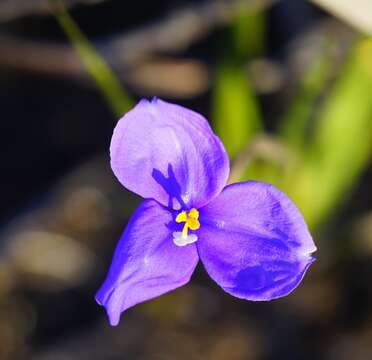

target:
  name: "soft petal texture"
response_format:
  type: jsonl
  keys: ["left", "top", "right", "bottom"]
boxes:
{"left": 197, "top": 181, "right": 316, "bottom": 301}
{"left": 110, "top": 98, "right": 229, "bottom": 210}
{"left": 95, "top": 199, "right": 199, "bottom": 325}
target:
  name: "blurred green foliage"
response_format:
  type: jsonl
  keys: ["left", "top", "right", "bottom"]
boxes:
{"left": 212, "top": 7, "right": 264, "bottom": 158}
{"left": 279, "top": 41, "right": 332, "bottom": 150}
{"left": 213, "top": 66, "right": 262, "bottom": 158}
{"left": 228, "top": 36, "right": 372, "bottom": 229}
{"left": 54, "top": 5, "right": 133, "bottom": 116}
{"left": 58, "top": 5, "right": 372, "bottom": 231}
{"left": 212, "top": 9, "right": 372, "bottom": 230}
{"left": 288, "top": 38, "right": 372, "bottom": 228}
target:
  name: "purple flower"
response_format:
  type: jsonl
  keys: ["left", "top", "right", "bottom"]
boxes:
{"left": 95, "top": 98, "right": 316, "bottom": 326}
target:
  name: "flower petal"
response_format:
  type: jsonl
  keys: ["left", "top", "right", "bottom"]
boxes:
{"left": 197, "top": 181, "right": 316, "bottom": 301}
{"left": 110, "top": 98, "right": 229, "bottom": 210}
{"left": 95, "top": 199, "right": 199, "bottom": 325}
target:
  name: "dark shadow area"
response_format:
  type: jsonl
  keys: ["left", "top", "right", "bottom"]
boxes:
{"left": 152, "top": 164, "right": 187, "bottom": 210}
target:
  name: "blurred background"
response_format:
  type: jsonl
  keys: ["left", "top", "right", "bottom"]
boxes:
{"left": 1, "top": 0, "right": 372, "bottom": 359}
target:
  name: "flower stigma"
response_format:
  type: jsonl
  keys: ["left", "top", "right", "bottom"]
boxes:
{"left": 172, "top": 208, "right": 200, "bottom": 246}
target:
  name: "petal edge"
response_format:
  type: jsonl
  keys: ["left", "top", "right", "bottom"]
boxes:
{"left": 197, "top": 181, "right": 316, "bottom": 301}
{"left": 95, "top": 199, "right": 199, "bottom": 325}
{"left": 110, "top": 98, "right": 229, "bottom": 209}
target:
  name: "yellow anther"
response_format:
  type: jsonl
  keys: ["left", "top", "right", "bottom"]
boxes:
{"left": 176, "top": 208, "right": 200, "bottom": 239}
{"left": 187, "top": 217, "right": 200, "bottom": 230}
{"left": 188, "top": 208, "right": 199, "bottom": 220}
{"left": 176, "top": 211, "right": 187, "bottom": 223}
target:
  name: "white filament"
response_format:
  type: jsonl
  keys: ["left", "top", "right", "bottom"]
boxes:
{"left": 172, "top": 232, "right": 198, "bottom": 247}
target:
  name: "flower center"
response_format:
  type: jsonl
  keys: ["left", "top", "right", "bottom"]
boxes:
{"left": 172, "top": 208, "right": 200, "bottom": 246}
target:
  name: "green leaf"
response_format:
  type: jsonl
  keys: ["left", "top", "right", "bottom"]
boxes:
{"left": 54, "top": 5, "right": 133, "bottom": 116}
{"left": 279, "top": 41, "right": 332, "bottom": 149}
{"left": 212, "top": 7, "right": 264, "bottom": 158}
{"left": 213, "top": 65, "right": 262, "bottom": 158}
{"left": 232, "top": 6, "right": 266, "bottom": 58}
{"left": 287, "top": 38, "right": 372, "bottom": 228}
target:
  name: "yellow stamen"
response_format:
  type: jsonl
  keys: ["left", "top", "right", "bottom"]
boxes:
{"left": 176, "top": 208, "right": 200, "bottom": 239}
{"left": 176, "top": 211, "right": 187, "bottom": 223}
{"left": 188, "top": 208, "right": 199, "bottom": 220}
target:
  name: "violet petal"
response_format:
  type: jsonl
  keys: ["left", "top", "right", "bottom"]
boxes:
{"left": 197, "top": 181, "right": 316, "bottom": 301}
{"left": 95, "top": 199, "right": 199, "bottom": 325}
{"left": 110, "top": 98, "right": 229, "bottom": 210}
